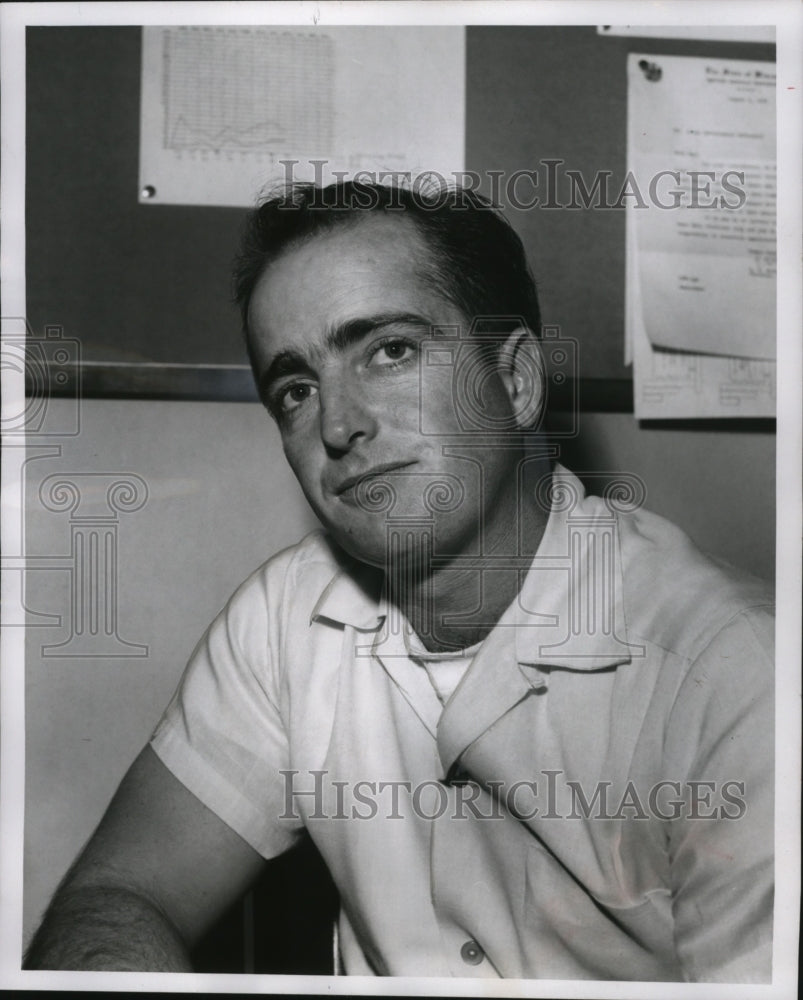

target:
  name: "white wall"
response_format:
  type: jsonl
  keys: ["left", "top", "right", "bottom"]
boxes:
{"left": 22, "top": 398, "right": 775, "bottom": 944}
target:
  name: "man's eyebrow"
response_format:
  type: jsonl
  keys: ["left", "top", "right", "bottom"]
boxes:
{"left": 324, "top": 312, "right": 432, "bottom": 354}
{"left": 259, "top": 312, "right": 432, "bottom": 403}
{"left": 259, "top": 349, "right": 312, "bottom": 404}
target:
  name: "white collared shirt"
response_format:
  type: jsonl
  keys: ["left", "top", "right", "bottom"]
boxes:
{"left": 151, "top": 467, "right": 774, "bottom": 981}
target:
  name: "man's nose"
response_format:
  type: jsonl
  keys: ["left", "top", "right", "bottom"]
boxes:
{"left": 319, "top": 377, "right": 379, "bottom": 453}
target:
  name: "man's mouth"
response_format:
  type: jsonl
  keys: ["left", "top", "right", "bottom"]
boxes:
{"left": 334, "top": 461, "right": 416, "bottom": 498}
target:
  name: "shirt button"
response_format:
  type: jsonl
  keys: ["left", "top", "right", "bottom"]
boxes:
{"left": 460, "top": 939, "right": 484, "bottom": 965}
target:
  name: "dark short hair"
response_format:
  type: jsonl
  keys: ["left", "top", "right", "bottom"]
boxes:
{"left": 232, "top": 180, "right": 541, "bottom": 367}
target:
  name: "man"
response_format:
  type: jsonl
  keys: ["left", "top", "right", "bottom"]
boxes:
{"left": 26, "top": 181, "right": 774, "bottom": 980}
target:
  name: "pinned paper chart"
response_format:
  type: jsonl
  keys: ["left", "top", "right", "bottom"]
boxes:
{"left": 139, "top": 26, "right": 465, "bottom": 208}
{"left": 626, "top": 54, "right": 776, "bottom": 418}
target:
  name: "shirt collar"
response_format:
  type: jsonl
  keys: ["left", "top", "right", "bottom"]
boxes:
{"left": 309, "top": 542, "right": 385, "bottom": 631}
{"left": 513, "top": 465, "right": 637, "bottom": 672}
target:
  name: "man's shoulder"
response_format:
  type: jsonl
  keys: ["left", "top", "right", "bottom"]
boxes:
{"left": 226, "top": 529, "right": 345, "bottom": 617}
{"left": 615, "top": 504, "right": 774, "bottom": 662}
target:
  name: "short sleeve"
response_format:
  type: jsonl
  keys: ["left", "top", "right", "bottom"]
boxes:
{"left": 150, "top": 561, "right": 304, "bottom": 860}
{"left": 665, "top": 606, "right": 774, "bottom": 983}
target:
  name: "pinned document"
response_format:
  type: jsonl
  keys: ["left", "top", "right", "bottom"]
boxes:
{"left": 626, "top": 54, "right": 776, "bottom": 418}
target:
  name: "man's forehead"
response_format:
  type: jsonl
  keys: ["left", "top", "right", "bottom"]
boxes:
{"left": 276, "top": 210, "right": 429, "bottom": 276}
{"left": 248, "top": 212, "right": 449, "bottom": 345}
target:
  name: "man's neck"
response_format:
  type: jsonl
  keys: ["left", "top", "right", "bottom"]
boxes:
{"left": 387, "top": 478, "right": 551, "bottom": 653}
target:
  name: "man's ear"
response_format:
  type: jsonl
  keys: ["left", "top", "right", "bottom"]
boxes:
{"left": 496, "top": 326, "right": 546, "bottom": 430}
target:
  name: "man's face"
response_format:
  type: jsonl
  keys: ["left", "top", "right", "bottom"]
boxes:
{"left": 247, "top": 214, "right": 524, "bottom": 568}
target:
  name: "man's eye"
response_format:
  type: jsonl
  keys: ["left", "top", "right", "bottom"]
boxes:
{"left": 370, "top": 339, "right": 416, "bottom": 366}
{"left": 279, "top": 382, "right": 318, "bottom": 414}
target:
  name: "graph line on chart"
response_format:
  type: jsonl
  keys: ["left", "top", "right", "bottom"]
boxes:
{"left": 161, "top": 27, "right": 335, "bottom": 155}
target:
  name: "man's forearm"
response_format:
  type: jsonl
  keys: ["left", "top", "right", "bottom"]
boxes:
{"left": 24, "top": 884, "right": 192, "bottom": 971}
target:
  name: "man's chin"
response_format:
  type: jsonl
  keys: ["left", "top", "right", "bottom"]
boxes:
{"left": 326, "top": 523, "right": 436, "bottom": 574}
